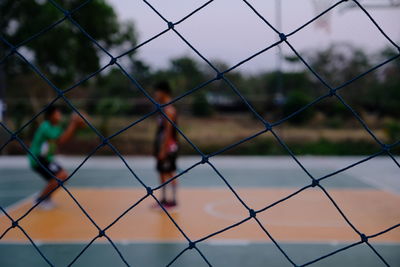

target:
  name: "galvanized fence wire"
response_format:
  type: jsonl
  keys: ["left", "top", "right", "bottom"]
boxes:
{"left": 1, "top": 0, "right": 400, "bottom": 266}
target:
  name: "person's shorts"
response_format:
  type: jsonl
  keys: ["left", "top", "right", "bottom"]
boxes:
{"left": 156, "top": 153, "right": 177, "bottom": 173}
{"left": 33, "top": 156, "right": 63, "bottom": 181}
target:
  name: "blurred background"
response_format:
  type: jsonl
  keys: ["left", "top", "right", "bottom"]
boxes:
{"left": 1, "top": 1, "right": 400, "bottom": 266}
{"left": 1, "top": 0, "right": 399, "bottom": 157}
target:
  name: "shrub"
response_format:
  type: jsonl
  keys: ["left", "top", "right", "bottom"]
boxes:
{"left": 384, "top": 120, "right": 400, "bottom": 143}
{"left": 283, "top": 90, "right": 314, "bottom": 125}
{"left": 192, "top": 93, "right": 213, "bottom": 117}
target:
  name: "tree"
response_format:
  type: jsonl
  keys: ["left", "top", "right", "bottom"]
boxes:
{"left": 1, "top": 0, "right": 137, "bottom": 85}
{"left": 169, "top": 56, "right": 206, "bottom": 94}
{"left": 307, "top": 43, "right": 376, "bottom": 111}
{"left": 375, "top": 46, "right": 400, "bottom": 117}
{"left": 192, "top": 92, "right": 213, "bottom": 117}
{"left": 283, "top": 89, "right": 314, "bottom": 125}
{"left": 1, "top": 0, "right": 138, "bottom": 131}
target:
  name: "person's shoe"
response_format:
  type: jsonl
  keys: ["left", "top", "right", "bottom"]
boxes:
{"left": 164, "top": 201, "right": 177, "bottom": 208}
{"left": 35, "top": 199, "right": 56, "bottom": 210}
{"left": 150, "top": 199, "right": 167, "bottom": 210}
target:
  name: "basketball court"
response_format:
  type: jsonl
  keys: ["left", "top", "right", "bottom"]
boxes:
{"left": 1, "top": 0, "right": 400, "bottom": 265}
{"left": 1, "top": 156, "right": 399, "bottom": 266}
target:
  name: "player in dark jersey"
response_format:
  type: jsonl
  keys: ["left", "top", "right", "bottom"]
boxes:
{"left": 29, "top": 105, "right": 85, "bottom": 210}
{"left": 153, "top": 81, "right": 179, "bottom": 208}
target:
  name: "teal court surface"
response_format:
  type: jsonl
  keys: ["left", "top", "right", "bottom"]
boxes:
{"left": 0, "top": 156, "right": 399, "bottom": 266}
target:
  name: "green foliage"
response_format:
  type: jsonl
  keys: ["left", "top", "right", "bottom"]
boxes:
{"left": 95, "top": 97, "right": 130, "bottom": 135}
{"left": 96, "top": 98, "right": 129, "bottom": 116}
{"left": 283, "top": 90, "right": 314, "bottom": 124}
{"left": 200, "top": 138, "right": 384, "bottom": 156}
{"left": 170, "top": 56, "right": 206, "bottom": 94}
{"left": 2, "top": 1, "right": 400, "bottom": 154}
{"left": 2, "top": 0, "right": 139, "bottom": 131}
{"left": 1, "top": 0, "right": 137, "bottom": 86}
{"left": 192, "top": 93, "right": 213, "bottom": 117}
{"left": 96, "top": 69, "right": 136, "bottom": 97}
{"left": 7, "top": 99, "right": 32, "bottom": 132}
{"left": 308, "top": 44, "right": 375, "bottom": 107}
{"left": 316, "top": 99, "right": 348, "bottom": 128}
{"left": 289, "top": 139, "right": 380, "bottom": 156}
{"left": 375, "top": 47, "right": 400, "bottom": 117}
{"left": 384, "top": 120, "right": 400, "bottom": 143}
{"left": 325, "top": 117, "right": 343, "bottom": 129}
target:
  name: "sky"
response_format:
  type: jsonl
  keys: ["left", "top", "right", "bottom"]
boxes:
{"left": 107, "top": 0, "right": 400, "bottom": 73}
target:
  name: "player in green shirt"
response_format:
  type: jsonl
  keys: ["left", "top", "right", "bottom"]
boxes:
{"left": 30, "top": 105, "right": 85, "bottom": 210}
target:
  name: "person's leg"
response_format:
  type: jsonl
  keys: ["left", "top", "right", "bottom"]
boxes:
{"left": 159, "top": 171, "right": 178, "bottom": 206}
{"left": 168, "top": 153, "right": 178, "bottom": 206}
{"left": 168, "top": 171, "right": 177, "bottom": 205}
{"left": 37, "top": 169, "right": 68, "bottom": 202}
{"left": 156, "top": 156, "right": 178, "bottom": 207}
{"left": 159, "top": 172, "right": 169, "bottom": 204}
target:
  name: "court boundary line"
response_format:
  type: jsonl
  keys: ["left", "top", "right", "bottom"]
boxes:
{"left": 0, "top": 193, "right": 36, "bottom": 220}
{"left": 2, "top": 155, "right": 399, "bottom": 169}
{"left": 1, "top": 239, "right": 400, "bottom": 246}
{"left": 1, "top": 187, "right": 398, "bottom": 245}
{"left": 204, "top": 199, "right": 360, "bottom": 227}
{"left": 352, "top": 174, "right": 400, "bottom": 196}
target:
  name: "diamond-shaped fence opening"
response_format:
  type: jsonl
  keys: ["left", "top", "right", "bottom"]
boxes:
{"left": 1, "top": 0, "right": 400, "bottom": 266}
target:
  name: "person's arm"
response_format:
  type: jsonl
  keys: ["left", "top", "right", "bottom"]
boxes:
{"left": 57, "top": 114, "right": 84, "bottom": 145}
{"left": 158, "top": 108, "right": 175, "bottom": 160}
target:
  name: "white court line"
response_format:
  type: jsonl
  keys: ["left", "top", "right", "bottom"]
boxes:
{"left": 0, "top": 177, "right": 35, "bottom": 183}
{"left": 1, "top": 239, "right": 399, "bottom": 246}
{"left": 5, "top": 155, "right": 396, "bottom": 169}
{"left": 204, "top": 199, "right": 348, "bottom": 228}
{"left": 353, "top": 175, "right": 400, "bottom": 195}
{"left": 0, "top": 191, "right": 36, "bottom": 197}
{"left": 0, "top": 193, "right": 36, "bottom": 219}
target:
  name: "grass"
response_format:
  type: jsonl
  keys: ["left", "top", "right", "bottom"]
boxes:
{"left": 221, "top": 138, "right": 390, "bottom": 156}
{"left": 2, "top": 114, "right": 398, "bottom": 156}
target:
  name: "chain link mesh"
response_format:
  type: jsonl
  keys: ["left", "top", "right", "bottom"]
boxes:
{"left": 1, "top": 0, "right": 400, "bottom": 266}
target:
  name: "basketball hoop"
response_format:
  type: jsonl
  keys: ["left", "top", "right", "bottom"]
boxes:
{"left": 311, "top": 0, "right": 336, "bottom": 33}
{"left": 341, "top": 0, "right": 400, "bottom": 10}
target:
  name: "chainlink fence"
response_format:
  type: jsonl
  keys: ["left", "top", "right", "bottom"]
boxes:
{"left": 1, "top": 0, "right": 400, "bottom": 266}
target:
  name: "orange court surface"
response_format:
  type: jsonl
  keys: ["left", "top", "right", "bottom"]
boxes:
{"left": 1, "top": 156, "right": 400, "bottom": 266}
{"left": 1, "top": 187, "right": 400, "bottom": 243}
